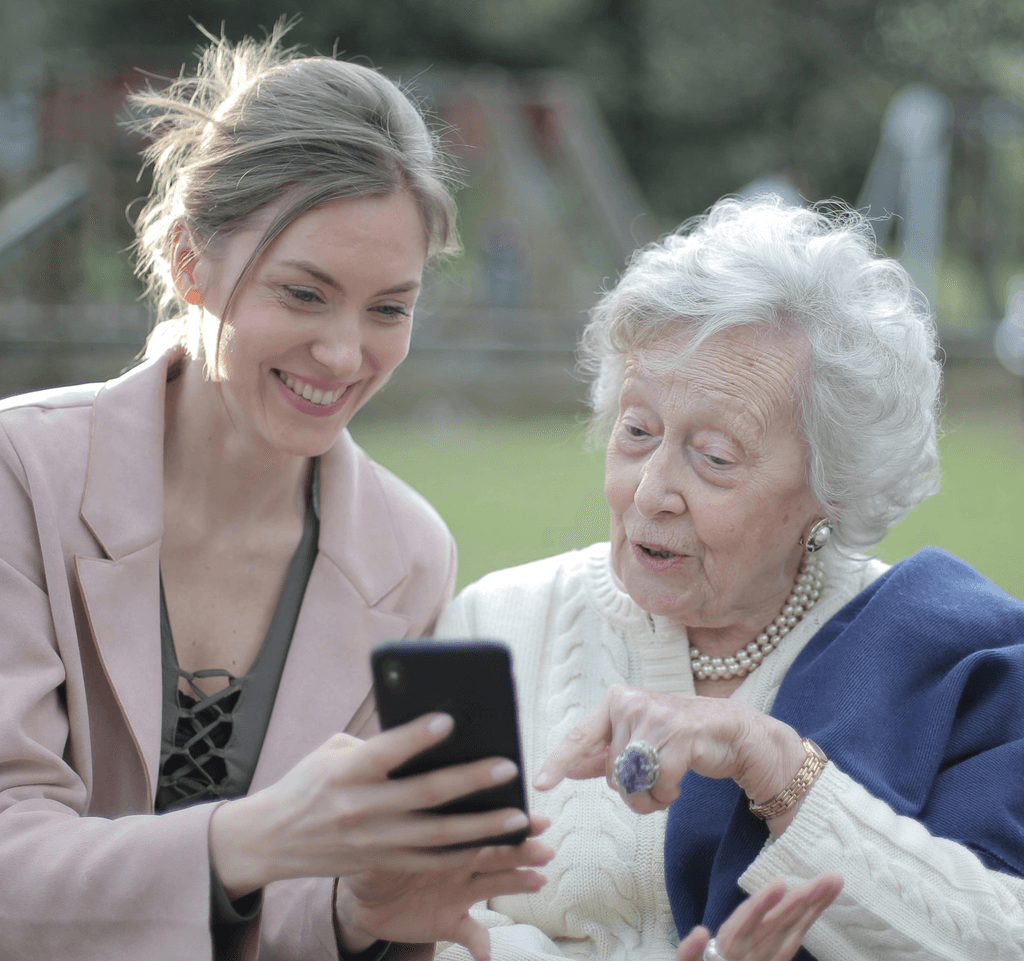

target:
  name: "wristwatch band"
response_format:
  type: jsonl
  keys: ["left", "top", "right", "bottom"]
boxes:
{"left": 748, "top": 737, "right": 827, "bottom": 820}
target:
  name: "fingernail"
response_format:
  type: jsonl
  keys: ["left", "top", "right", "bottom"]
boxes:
{"left": 533, "top": 771, "right": 553, "bottom": 790}
{"left": 491, "top": 759, "right": 518, "bottom": 782}
{"left": 428, "top": 713, "right": 454, "bottom": 737}
{"left": 504, "top": 811, "right": 529, "bottom": 831}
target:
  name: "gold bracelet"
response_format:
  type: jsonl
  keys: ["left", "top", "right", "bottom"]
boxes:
{"left": 748, "top": 738, "right": 827, "bottom": 821}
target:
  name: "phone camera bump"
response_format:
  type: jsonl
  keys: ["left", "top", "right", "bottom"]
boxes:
{"left": 381, "top": 658, "right": 403, "bottom": 689}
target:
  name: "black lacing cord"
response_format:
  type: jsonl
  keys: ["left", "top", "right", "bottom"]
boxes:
{"left": 157, "top": 668, "right": 242, "bottom": 809}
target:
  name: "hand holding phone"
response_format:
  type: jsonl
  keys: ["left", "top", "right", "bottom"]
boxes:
{"left": 371, "top": 639, "right": 529, "bottom": 847}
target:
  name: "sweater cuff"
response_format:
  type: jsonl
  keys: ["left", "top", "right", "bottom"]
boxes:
{"left": 210, "top": 861, "right": 262, "bottom": 925}
{"left": 740, "top": 760, "right": 851, "bottom": 890}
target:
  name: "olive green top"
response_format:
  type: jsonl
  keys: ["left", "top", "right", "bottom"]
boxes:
{"left": 155, "top": 464, "right": 320, "bottom": 929}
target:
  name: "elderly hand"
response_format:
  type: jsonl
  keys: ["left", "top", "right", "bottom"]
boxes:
{"left": 336, "top": 815, "right": 553, "bottom": 959}
{"left": 210, "top": 712, "right": 545, "bottom": 902}
{"left": 534, "top": 686, "right": 808, "bottom": 830}
{"left": 675, "top": 873, "right": 844, "bottom": 961}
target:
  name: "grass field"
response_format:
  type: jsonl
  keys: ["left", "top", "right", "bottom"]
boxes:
{"left": 350, "top": 414, "right": 1024, "bottom": 601}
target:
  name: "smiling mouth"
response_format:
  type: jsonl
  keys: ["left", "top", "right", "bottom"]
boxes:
{"left": 275, "top": 370, "right": 348, "bottom": 406}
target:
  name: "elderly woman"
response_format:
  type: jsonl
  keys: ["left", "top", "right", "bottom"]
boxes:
{"left": 434, "top": 198, "right": 1024, "bottom": 961}
{"left": 0, "top": 24, "right": 551, "bottom": 961}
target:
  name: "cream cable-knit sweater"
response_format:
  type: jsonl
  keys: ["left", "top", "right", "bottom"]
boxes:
{"left": 433, "top": 543, "right": 1024, "bottom": 961}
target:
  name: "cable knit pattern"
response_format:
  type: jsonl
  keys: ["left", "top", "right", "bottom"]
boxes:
{"left": 435, "top": 543, "right": 1024, "bottom": 960}
{"left": 740, "top": 762, "right": 1024, "bottom": 960}
{"left": 433, "top": 543, "right": 889, "bottom": 961}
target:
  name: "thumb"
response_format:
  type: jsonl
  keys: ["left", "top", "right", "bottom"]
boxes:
{"left": 451, "top": 911, "right": 491, "bottom": 961}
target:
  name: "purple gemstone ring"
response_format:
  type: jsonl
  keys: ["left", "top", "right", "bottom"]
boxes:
{"left": 612, "top": 740, "right": 660, "bottom": 795}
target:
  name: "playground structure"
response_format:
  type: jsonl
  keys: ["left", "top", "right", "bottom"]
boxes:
{"left": 1, "top": 67, "right": 1023, "bottom": 411}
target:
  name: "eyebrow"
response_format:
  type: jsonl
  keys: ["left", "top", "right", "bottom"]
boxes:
{"left": 278, "top": 259, "right": 421, "bottom": 296}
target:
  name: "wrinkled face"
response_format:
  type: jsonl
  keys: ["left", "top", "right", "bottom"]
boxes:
{"left": 191, "top": 191, "right": 427, "bottom": 457}
{"left": 604, "top": 324, "right": 822, "bottom": 631}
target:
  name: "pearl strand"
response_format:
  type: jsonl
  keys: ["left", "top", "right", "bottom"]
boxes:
{"left": 689, "top": 553, "right": 825, "bottom": 682}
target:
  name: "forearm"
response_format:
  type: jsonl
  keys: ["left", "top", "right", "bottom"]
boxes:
{"left": 741, "top": 762, "right": 1024, "bottom": 960}
{"left": 0, "top": 802, "right": 222, "bottom": 961}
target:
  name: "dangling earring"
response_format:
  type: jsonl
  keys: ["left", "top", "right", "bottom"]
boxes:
{"left": 803, "top": 518, "right": 833, "bottom": 553}
{"left": 181, "top": 270, "right": 203, "bottom": 307}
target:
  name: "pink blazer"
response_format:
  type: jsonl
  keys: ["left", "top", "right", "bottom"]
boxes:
{"left": 0, "top": 352, "right": 455, "bottom": 960}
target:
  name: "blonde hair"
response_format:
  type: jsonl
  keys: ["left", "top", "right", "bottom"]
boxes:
{"left": 127, "top": 20, "right": 459, "bottom": 356}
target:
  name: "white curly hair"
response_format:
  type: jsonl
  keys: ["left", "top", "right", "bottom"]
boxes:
{"left": 578, "top": 195, "right": 943, "bottom": 554}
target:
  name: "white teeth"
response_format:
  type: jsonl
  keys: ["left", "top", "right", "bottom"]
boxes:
{"left": 277, "top": 371, "right": 345, "bottom": 407}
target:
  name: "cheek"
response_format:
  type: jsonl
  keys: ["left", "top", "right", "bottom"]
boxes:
{"left": 603, "top": 457, "right": 635, "bottom": 518}
{"left": 373, "top": 327, "right": 412, "bottom": 375}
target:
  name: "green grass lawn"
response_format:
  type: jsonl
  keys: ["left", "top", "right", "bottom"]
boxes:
{"left": 351, "top": 415, "right": 1024, "bottom": 600}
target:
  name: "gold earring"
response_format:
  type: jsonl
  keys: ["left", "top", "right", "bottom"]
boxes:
{"left": 181, "top": 270, "right": 203, "bottom": 307}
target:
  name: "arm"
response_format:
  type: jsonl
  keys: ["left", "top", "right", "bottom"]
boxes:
{"left": 0, "top": 426, "right": 227, "bottom": 960}
{"left": 539, "top": 686, "right": 1024, "bottom": 960}
{"left": 740, "top": 762, "right": 1024, "bottom": 961}
{"left": 432, "top": 876, "right": 843, "bottom": 961}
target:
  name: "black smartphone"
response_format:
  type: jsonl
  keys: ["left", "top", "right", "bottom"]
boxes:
{"left": 371, "top": 639, "right": 529, "bottom": 847}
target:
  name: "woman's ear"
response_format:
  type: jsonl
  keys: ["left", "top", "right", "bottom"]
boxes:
{"left": 171, "top": 225, "right": 205, "bottom": 307}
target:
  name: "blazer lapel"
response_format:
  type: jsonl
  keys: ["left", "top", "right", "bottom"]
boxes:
{"left": 249, "top": 430, "right": 413, "bottom": 790}
{"left": 75, "top": 547, "right": 163, "bottom": 802}
{"left": 248, "top": 560, "right": 410, "bottom": 791}
{"left": 77, "top": 353, "right": 171, "bottom": 800}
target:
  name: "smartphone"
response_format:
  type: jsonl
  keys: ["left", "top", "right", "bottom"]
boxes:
{"left": 371, "top": 639, "right": 529, "bottom": 847}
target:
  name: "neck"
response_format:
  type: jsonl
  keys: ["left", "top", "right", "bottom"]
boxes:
{"left": 687, "top": 552, "right": 825, "bottom": 683}
{"left": 163, "top": 356, "right": 310, "bottom": 527}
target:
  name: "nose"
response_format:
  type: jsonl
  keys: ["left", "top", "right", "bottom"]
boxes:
{"left": 309, "top": 314, "right": 362, "bottom": 374}
{"left": 633, "top": 447, "right": 687, "bottom": 519}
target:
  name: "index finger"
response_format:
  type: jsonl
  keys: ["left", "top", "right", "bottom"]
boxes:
{"left": 334, "top": 712, "right": 455, "bottom": 781}
{"left": 533, "top": 705, "right": 614, "bottom": 790}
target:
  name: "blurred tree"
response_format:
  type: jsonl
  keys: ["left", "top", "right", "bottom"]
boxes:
{"left": 21, "top": 0, "right": 1024, "bottom": 225}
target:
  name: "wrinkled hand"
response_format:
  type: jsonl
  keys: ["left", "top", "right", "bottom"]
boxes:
{"left": 211, "top": 713, "right": 539, "bottom": 899}
{"left": 534, "top": 686, "right": 806, "bottom": 824}
{"left": 675, "top": 873, "right": 844, "bottom": 961}
{"left": 337, "top": 815, "right": 554, "bottom": 960}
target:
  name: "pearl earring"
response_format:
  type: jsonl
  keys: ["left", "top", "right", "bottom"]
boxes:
{"left": 804, "top": 518, "right": 833, "bottom": 553}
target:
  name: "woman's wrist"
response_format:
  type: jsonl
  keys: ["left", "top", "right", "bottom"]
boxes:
{"left": 737, "top": 720, "right": 809, "bottom": 835}
{"left": 209, "top": 796, "right": 276, "bottom": 900}
{"left": 333, "top": 877, "right": 381, "bottom": 954}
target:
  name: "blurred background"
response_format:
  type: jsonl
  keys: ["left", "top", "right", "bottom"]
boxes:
{"left": 1, "top": 0, "right": 1022, "bottom": 595}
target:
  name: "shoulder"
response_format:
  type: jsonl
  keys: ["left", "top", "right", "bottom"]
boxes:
{"left": 318, "top": 432, "right": 456, "bottom": 623}
{"left": 0, "top": 381, "right": 103, "bottom": 417}
{"left": 336, "top": 435, "right": 454, "bottom": 570}
{"left": 783, "top": 545, "right": 1024, "bottom": 723}
{"left": 458, "top": 543, "right": 605, "bottom": 607}
{"left": 0, "top": 382, "right": 104, "bottom": 493}
{"left": 858, "top": 546, "right": 1024, "bottom": 645}
{"left": 437, "top": 543, "right": 610, "bottom": 643}
{"left": 0, "top": 381, "right": 101, "bottom": 446}
{"left": 360, "top": 450, "right": 453, "bottom": 551}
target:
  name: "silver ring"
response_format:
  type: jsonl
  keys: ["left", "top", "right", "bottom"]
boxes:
{"left": 612, "top": 740, "right": 660, "bottom": 795}
{"left": 702, "top": 938, "right": 738, "bottom": 961}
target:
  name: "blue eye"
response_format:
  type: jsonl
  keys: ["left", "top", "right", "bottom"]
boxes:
{"left": 626, "top": 425, "right": 648, "bottom": 438}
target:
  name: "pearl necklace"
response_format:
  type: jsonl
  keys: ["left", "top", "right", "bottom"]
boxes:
{"left": 689, "top": 552, "right": 825, "bottom": 681}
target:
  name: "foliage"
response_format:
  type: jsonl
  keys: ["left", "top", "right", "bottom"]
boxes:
{"left": 20, "top": 0, "right": 1024, "bottom": 223}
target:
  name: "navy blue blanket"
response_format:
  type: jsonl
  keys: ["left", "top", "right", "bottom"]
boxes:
{"left": 664, "top": 548, "right": 1024, "bottom": 959}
